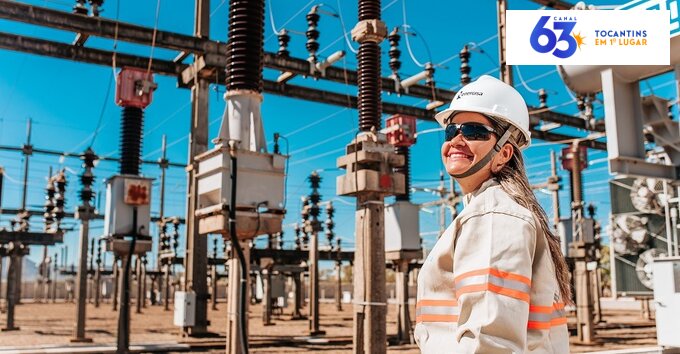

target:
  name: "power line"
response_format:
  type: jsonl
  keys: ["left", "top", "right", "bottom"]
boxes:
{"left": 401, "top": 0, "right": 428, "bottom": 67}
{"left": 265, "top": 0, "right": 315, "bottom": 43}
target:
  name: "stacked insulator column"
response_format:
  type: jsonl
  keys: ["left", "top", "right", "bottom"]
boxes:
{"left": 305, "top": 6, "right": 321, "bottom": 63}
{"left": 293, "top": 224, "right": 302, "bottom": 250}
{"left": 538, "top": 88, "right": 548, "bottom": 109}
{"left": 460, "top": 45, "right": 471, "bottom": 86}
{"left": 305, "top": 171, "right": 324, "bottom": 336}
{"left": 388, "top": 27, "right": 401, "bottom": 80}
{"left": 53, "top": 171, "right": 67, "bottom": 232}
{"left": 300, "top": 197, "right": 311, "bottom": 248}
{"left": 277, "top": 30, "right": 290, "bottom": 57}
{"left": 43, "top": 174, "right": 56, "bottom": 232}
{"left": 73, "top": 0, "right": 87, "bottom": 14}
{"left": 325, "top": 202, "right": 335, "bottom": 246}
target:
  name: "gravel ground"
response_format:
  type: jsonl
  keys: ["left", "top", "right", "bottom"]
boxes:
{"left": 0, "top": 301, "right": 658, "bottom": 353}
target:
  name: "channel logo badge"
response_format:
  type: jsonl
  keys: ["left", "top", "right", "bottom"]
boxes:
{"left": 506, "top": 10, "right": 669, "bottom": 65}
{"left": 529, "top": 15, "right": 581, "bottom": 59}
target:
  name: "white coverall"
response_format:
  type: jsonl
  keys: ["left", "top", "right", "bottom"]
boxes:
{"left": 415, "top": 179, "right": 570, "bottom": 354}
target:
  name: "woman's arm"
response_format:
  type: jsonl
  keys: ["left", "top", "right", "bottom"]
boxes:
{"left": 452, "top": 211, "right": 537, "bottom": 353}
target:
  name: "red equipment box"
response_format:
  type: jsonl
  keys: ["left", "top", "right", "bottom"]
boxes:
{"left": 115, "top": 67, "right": 156, "bottom": 109}
{"left": 386, "top": 114, "right": 417, "bottom": 147}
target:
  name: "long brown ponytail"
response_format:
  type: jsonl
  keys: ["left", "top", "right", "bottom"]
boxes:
{"left": 488, "top": 117, "right": 573, "bottom": 304}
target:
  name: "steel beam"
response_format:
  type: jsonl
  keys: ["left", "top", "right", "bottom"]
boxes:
{"left": 0, "top": 31, "right": 607, "bottom": 149}
{"left": 0, "top": 1, "right": 604, "bottom": 133}
{"left": 0, "top": 231, "right": 63, "bottom": 245}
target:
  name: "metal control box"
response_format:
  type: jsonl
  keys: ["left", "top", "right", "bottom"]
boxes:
{"left": 103, "top": 175, "right": 153, "bottom": 238}
{"left": 556, "top": 217, "right": 595, "bottom": 255}
{"left": 194, "top": 145, "right": 287, "bottom": 238}
{"left": 653, "top": 257, "right": 680, "bottom": 348}
{"left": 173, "top": 291, "right": 196, "bottom": 327}
{"left": 385, "top": 201, "right": 421, "bottom": 252}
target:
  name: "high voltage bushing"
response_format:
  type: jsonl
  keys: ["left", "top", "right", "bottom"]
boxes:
{"left": 225, "top": 0, "right": 265, "bottom": 93}
{"left": 171, "top": 217, "right": 180, "bottom": 255}
{"left": 460, "top": 45, "right": 471, "bottom": 86}
{"left": 305, "top": 6, "right": 321, "bottom": 63}
{"left": 277, "top": 29, "right": 290, "bottom": 58}
{"left": 352, "top": 13, "right": 387, "bottom": 131}
{"left": 300, "top": 197, "right": 311, "bottom": 247}
{"left": 115, "top": 68, "right": 156, "bottom": 175}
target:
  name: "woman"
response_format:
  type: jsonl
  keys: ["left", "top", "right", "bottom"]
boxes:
{"left": 414, "top": 75, "right": 571, "bottom": 354}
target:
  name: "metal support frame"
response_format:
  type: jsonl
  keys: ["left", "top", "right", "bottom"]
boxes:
{"left": 182, "top": 0, "right": 211, "bottom": 336}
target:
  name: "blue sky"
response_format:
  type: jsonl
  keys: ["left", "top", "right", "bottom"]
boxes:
{"left": 0, "top": 0, "right": 676, "bottom": 268}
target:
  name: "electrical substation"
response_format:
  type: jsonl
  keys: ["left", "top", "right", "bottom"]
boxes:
{"left": 0, "top": 0, "right": 679, "bottom": 353}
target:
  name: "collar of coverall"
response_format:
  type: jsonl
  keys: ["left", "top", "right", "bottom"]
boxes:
{"left": 462, "top": 178, "right": 499, "bottom": 207}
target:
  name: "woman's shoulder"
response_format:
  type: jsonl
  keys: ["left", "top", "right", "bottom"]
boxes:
{"left": 459, "top": 184, "right": 535, "bottom": 226}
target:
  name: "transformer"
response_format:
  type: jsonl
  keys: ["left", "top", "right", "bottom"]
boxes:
{"left": 194, "top": 145, "right": 287, "bottom": 239}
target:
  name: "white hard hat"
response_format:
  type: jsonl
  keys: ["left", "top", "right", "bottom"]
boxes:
{"left": 434, "top": 75, "right": 531, "bottom": 149}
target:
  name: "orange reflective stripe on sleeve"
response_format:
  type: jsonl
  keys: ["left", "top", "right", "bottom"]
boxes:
{"left": 415, "top": 299, "right": 459, "bottom": 323}
{"left": 528, "top": 302, "right": 567, "bottom": 330}
{"left": 454, "top": 268, "right": 531, "bottom": 303}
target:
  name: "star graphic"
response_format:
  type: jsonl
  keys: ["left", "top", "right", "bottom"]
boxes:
{"left": 572, "top": 32, "right": 586, "bottom": 50}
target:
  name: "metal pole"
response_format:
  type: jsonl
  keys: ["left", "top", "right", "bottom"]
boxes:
{"left": 52, "top": 251, "right": 58, "bottom": 303}
{"left": 183, "top": 0, "right": 210, "bottom": 336}
{"left": 112, "top": 258, "right": 119, "bottom": 311}
{"left": 72, "top": 214, "right": 92, "bottom": 342}
{"left": 550, "top": 150, "right": 561, "bottom": 230}
{"left": 136, "top": 256, "right": 143, "bottom": 314}
{"left": 571, "top": 142, "right": 594, "bottom": 343}
{"left": 142, "top": 257, "right": 147, "bottom": 308}
{"left": 497, "top": 0, "right": 513, "bottom": 85}
{"left": 335, "top": 260, "right": 342, "bottom": 311}
{"left": 211, "top": 263, "right": 218, "bottom": 311}
{"left": 164, "top": 263, "right": 171, "bottom": 311}
{"left": 262, "top": 268, "right": 273, "bottom": 326}
{"left": 20, "top": 119, "right": 32, "bottom": 210}
{"left": 117, "top": 254, "right": 131, "bottom": 353}
{"left": 226, "top": 240, "right": 250, "bottom": 354}
{"left": 292, "top": 271, "right": 303, "bottom": 319}
{"left": 309, "top": 230, "right": 321, "bottom": 335}
{"left": 2, "top": 248, "right": 20, "bottom": 331}
{"left": 395, "top": 259, "right": 412, "bottom": 344}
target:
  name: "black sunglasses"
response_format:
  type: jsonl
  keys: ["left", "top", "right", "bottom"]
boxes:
{"left": 444, "top": 122, "right": 498, "bottom": 142}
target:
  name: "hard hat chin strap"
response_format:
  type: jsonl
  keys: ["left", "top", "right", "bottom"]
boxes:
{"left": 451, "top": 128, "right": 514, "bottom": 179}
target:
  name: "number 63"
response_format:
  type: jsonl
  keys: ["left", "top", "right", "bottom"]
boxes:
{"left": 530, "top": 16, "right": 577, "bottom": 59}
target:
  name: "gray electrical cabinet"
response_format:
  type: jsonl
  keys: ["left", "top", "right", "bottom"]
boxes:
{"left": 653, "top": 257, "right": 680, "bottom": 348}
{"left": 385, "top": 201, "right": 421, "bottom": 252}
{"left": 103, "top": 175, "right": 154, "bottom": 254}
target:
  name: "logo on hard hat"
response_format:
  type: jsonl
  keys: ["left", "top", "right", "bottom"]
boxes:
{"left": 456, "top": 91, "right": 484, "bottom": 99}
{"left": 530, "top": 15, "right": 581, "bottom": 59}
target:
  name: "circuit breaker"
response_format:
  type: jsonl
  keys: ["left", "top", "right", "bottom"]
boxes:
{"left": 103, "top": 175, "right": 153, "bottom": 254}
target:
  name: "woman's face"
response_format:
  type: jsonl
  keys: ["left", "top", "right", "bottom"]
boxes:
{"left": 441, "top": 112, "right": 497, "bottom": 187}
